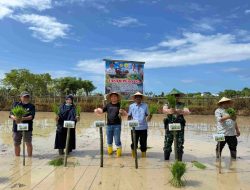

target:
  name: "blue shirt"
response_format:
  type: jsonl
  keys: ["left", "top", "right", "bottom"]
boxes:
{"left": 128, "top": 102, "right": 149, "bottom": 130}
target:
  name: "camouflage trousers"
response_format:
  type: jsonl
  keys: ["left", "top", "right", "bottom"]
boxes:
{"left": 163, "top": 129, "right": 185, "bottom": 154}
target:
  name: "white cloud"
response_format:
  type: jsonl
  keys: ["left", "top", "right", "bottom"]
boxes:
{"left": 181, "top": 79, "right": 195, "bottom": 83}
{"left": 245, "top": 9, "right": 250, "bottom": 14}
{"left": 113, "top": 32, "right": 250, "bottom": 68}
{"left": 12, "top": 14, "right": 70, "bottom": 42}
{"left": 223, "top": 67, "right": 241, "bottom": 73}
{"left": 0, "top": 6, "right": 13, "bottom": 19}
{"left": 110, "top": 17, "right": 144, "bottom": 27}
{"left": 0, "top": 0, "right": 52, "bottom": 12}
{"left": 76, "top": 59, "right": 105, "bottom": 75}
{"left": 0, "top": 70, "right": 5, "bottom": 79}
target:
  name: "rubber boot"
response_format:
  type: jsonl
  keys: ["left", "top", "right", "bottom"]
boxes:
{"left": 164, "top": 151, "right": 170, "bottom": 160}
{"left": 230, "top": 150, "right": 237, "bottom": 160}
{"left": 117, "top": 148, "right": 122, "bottom": 157}
{"left": 131, "top": 150, "right": 135, "bottom": 158}
{"left": 141, "top": 152, "right": 146, "bottom": 158}
{"left": 107, "top": 146, "right": 113, "bottom": 155}
{"left": 59, "top": 149, "right": 64, "bottom": 155}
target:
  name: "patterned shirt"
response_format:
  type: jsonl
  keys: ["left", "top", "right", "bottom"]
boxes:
{"left": 215, "top": 108, "right": 236, "bottom": 136}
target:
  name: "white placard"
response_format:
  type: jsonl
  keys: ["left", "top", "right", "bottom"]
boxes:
{"left": 94, "top": 121, "right": 105, "bottom": 128}
{"left": 17, "top": 123, "right": 29, "bottom": 131}
{"left": 169, "top": 123, "right": 181, "bottom": 131}
{"left": 128, "top": 120, "right": 139, "bottom": 128}
{"left": 213, "top": 134, "right": 225, "bottom": 142}
{"left": 63, "top": 121, "right": 75, "bottom": 128}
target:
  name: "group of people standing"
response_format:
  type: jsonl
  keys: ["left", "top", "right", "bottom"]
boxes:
{"left": 9, "top": 89, "right": 240, "bottom": 161}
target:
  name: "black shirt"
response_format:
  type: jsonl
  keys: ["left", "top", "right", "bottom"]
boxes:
{"left": 10, "top": 102, "right": 36, "bottom": 132}
{"left": 103, "top": 103, "right": 121, "bottom": 125}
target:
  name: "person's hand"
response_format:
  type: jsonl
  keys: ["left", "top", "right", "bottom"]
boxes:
{"left": 76, "top": 116, "right": 80, "bottom": 122}
{"left": 231, "top": 115, "right": 237, "bottom": 121}
{"left": 169, "top": 108, "right": 176, "bottom": 114}
{"left": 119, "top": 109, "right": 126, "bottom": 116}
{"left": 147, "top": 114, "right": 152, "bottom": 122}
{"left": 12, "top": 116, "right": 17, "bottom": 121}
{"left": 55, "top": 116, "right": 59, "bottom": 122}
{"left": 236, "top": 129, "right": 240, "bottom": 137}
{"left": 94, "top": 108, "right": 103, "bottom": 115}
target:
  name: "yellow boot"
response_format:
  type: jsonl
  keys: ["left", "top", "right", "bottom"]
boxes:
{"left": 107, "top": 146, "right": 113, "bottom": 155}
{"left": 131, "top": 150, "right": 135, "bottom": 158}
{"left": 117, "top": 148, "right": 122, "bottom": 157}
{"left": 141, "top": 152, "right": 146, "bottom": 158}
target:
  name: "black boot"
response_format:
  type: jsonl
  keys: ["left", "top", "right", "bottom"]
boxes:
{"left": 164, "top": 151, "right": 170, "bottom": 160}
{"left": 230, "top": 150, "right": 237, "bottom": 160}
{"left": 59, "top": 149, "right": 64, "bottom": 155}
{"left": 177, "top": 152, "right": 183, "bottom": 161}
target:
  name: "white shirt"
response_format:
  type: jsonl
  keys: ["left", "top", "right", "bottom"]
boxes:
{"left": 215, "top": 108, "right": 236, "bottom": 136}
{"left": 106, "top": 68, "right": 116, "bottom": 75}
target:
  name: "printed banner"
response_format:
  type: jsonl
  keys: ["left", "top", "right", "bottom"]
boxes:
{"left": 104, "top": 59, "right": 145, "bottom": 98}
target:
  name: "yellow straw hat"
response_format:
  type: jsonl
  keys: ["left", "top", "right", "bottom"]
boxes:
{"left": 217, "top": 97, "right": 233, "bottom": 105}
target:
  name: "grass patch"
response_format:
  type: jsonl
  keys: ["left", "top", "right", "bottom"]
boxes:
{"left": 48, "top": 158, "right": 64, "bottom": 166}
{"left": 191, "top": 160, "right": 207, "bottom": 169}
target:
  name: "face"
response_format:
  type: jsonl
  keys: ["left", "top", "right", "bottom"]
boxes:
{"left": 110, "top": 94, "right": 118, "bottom": 103}
{"left": 134, "top": 95, "right": 142, "bottom": 104}
{"left": 221, "top": 101, "right": 232, "bottom": 109}
{"left": 21, "top": 95, "right": 30, "bottom": 104}
{"left": 66, "top": 98, "right": 73, "bottom": 105}
{"left": 110, "top": 63, "right": 114, "bottom": 68}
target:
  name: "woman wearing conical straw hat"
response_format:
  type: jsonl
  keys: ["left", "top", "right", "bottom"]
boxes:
{"left": 94, "top": 92, "right": 127, "bottom": 157}
{"left": 215, "top": 97, "right": 240, "bottom": 160}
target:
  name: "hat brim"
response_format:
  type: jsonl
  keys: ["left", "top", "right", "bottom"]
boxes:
{"left": 21, "top": 94, "right": 30, "bottom": 97}
{"left": 217, "top": 100, "right": 233, "bottom": 105}
{"left": 131, "top": 94, "right": 145, "bottom": 100}
{"left": 106, "top": 92, "right": 121, "bottom": 101}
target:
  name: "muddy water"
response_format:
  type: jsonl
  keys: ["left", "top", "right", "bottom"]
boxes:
{"left": 0, "top": 111, "right": 250, "bottom": 189}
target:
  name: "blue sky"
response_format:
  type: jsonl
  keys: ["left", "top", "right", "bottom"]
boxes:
{"left": 0, "top": 0, "right": 249, "bottom": 94}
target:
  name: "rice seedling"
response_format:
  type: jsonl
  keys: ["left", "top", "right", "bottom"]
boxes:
{"left": 167, "top": 95, "right": 176, "bottom": 108}
{"left": 51, "top": 103, "right": 60, "bottom": 115}
{"left": 169, "top": 161, "right": 186, "bottom": 188}
{"left": 11, "top": 106, "right": 28, "bottom": 123}
{"left": 226, "top": 108, "right": 236, "bottom": 117}
{"left": 191, "top": 160, "right": 207, "bottom": 170}
{"left": 76, "top": 105, "right": 81, "bottom": 116}
{"left": 120, "top": 99, "right": 128, "bottom": 110}
{"left": 48, "top": 158, "right": 64, "bottom": 166}
{"left": 149, "top": 103, "right": 159, "bottom": 115}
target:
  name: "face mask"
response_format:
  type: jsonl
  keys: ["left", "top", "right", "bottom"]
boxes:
{"left": 66, "top": 103, "right": 72, "bottom": 106}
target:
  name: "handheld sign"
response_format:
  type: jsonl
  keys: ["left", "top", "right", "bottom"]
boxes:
{"left": 94, "top": 121, "right": 105, "bottom": 128}
{"left": 17, "top": 123, "right": 29, "bottom": 131}
{"left": 213, "top": 134, "right": 225, "bottom": 142}
{"left": 169, "top": 123, "right": 181, "bottom": 131}
{"left": 128, "top": 120, "right": 139, "bottom": 128}
{"left": 63, "top": 121, "right": 75, "bottom": 128}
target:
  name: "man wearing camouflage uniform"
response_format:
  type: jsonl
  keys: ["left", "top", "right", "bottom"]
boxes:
{"left": 162, "top": 88, "right": 190, "bottom": 161}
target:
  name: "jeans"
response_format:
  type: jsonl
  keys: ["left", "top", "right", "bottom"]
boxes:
{"left": 106, "top": 125, "right": 122, "bottom": 148}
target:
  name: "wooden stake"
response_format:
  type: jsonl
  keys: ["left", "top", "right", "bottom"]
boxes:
{"left": 100, "top": 127, "right": 104, "bottom": 167}
{"left": 133, "top": 127, "right": 138, "bottom": 169}
{"left": 64, "top": 128, "right": 71, "bottom": 167}
{"left": 218, "top": 142, "right": 221, "bottom": 174}
{"left": 174, "top": 131, "right": 178, "bottom": 161}
{"left": 23, "top": 131, "right": 25, "bottom": 166}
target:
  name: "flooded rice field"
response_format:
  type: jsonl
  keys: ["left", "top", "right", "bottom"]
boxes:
{"left": 0, "top": 112, "right": 250, "bottom": 190}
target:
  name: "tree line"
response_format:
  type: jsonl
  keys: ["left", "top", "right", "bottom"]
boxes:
{"left": 0, "top": 69, "right": 96, "bottom": 97}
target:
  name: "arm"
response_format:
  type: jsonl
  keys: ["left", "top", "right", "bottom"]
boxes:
{"left": 235, "top": 122, "right": 240, "bottom": 137}
{"left": 23, "top": 105, "right": 35, "bottom": 121}
{"left": 146, "top": 105, "right": 152, "bottom": 122}
{"left": 127, "top": 106, "right": 132, "bottom": 120}
{"left": 176, "top": 107, "right": 191, "bottom": 116}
